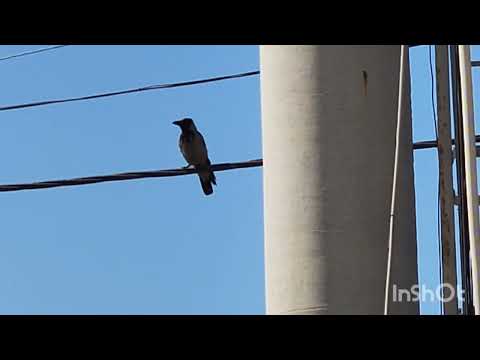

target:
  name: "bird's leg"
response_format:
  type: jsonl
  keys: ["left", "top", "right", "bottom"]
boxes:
{"left": 182, "top": 164, "right": 194, "bottom": 169}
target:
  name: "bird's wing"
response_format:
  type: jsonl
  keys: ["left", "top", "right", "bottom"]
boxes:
{"left": 197, "top": 131, "right": 209, "bottom": 157}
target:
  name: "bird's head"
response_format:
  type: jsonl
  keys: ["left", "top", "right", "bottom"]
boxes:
{"left": 173, "top": 118, "right": 197, "bottom": 132}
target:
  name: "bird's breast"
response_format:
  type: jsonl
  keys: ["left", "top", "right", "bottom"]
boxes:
{"left": 179, "top": 132, "right": 208, "bottom": 166}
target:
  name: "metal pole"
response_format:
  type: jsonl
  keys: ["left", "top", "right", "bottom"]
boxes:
{"left": 450, "top": 45, "right": 473, "bottom": 314}
{"left": 435, "top": 45, "right": 458, "bottom": 314}
{"left": 458, "top": 45, "right": 480, "bottom": 314}
{"left": 260, "top": 46, "right": 419, "bottom": 314}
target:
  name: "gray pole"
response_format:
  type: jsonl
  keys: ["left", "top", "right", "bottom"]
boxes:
{"left": 435, "top": 45, "right": 458, "bottom": 315}
{"left": 260, "top": 45, "right": 419, "bottom": 315}
{"left": 458, "top": 45, "right": 480, "bottom": 314}
{"left": 450, "top": 45, "right": 473, "bottom": 314}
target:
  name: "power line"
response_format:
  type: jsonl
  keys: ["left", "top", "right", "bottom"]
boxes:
{"left": 0, "top": 45, "right": 68, "bottom": 62}
{"left": 0, "top": 159, "right": 262, "bottom": 193}
{"left": 0, "top": 70, "right": 260, "bottom": 112}
{"left": 0, "top": 135, "right": 476, "bottom": 194}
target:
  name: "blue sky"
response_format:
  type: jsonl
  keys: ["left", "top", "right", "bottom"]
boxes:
{"left": 0, "top": 45, "right": 477, "bottom": 315}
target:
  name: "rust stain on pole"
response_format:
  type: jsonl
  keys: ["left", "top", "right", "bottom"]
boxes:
{"left": 362, "top": 70, "right": 368, "bottom": 96}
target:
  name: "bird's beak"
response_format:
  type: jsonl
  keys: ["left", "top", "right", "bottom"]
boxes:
{"left": 172, "top": 120, "right": 181, "bottom": 126}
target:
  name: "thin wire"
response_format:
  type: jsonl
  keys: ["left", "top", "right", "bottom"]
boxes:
{"left": 0, "top": 136, "right": 471, "bottom": 193}
{"left": 384, "top": 45, "right": 407, "bottom": 315}
{"left": 429, "top": 45, "right": 444, "bottom": 315}
{"left": 0, "top": 159, "right": 262, "bottom": 192}
{"left": 0, "top": 71, "right": 260, "bottom": 112}
{"left": 0, "top": 132, "right": 471, "bottom": 194}
{"left": 429, "top": 46, "right": 439, "bottom": 140}
{"left": 0, "top": 45, "right": 68, "bottom": 62}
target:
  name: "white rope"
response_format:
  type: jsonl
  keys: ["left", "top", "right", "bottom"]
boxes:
{"left": 384, "top": 45, "right": 407, "bottom": 315}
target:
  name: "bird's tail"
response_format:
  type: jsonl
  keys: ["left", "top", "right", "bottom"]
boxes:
{"left": 198, "top": 161, "right": 216, "bottom": 196}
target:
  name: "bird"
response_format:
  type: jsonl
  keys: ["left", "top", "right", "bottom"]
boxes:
{"left": 173, "top": 118, "right": 216, "bottom": 196}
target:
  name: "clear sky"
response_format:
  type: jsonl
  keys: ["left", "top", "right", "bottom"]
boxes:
{"left": 0, "top": 45, "right": 478, "bottom": 315}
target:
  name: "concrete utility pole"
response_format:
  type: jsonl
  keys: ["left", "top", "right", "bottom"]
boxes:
{"left": 435, "top": 45, "right": 458, "bottom": 315}
{"left": 260, "top": 45, "right": 419, "bottom": 315}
